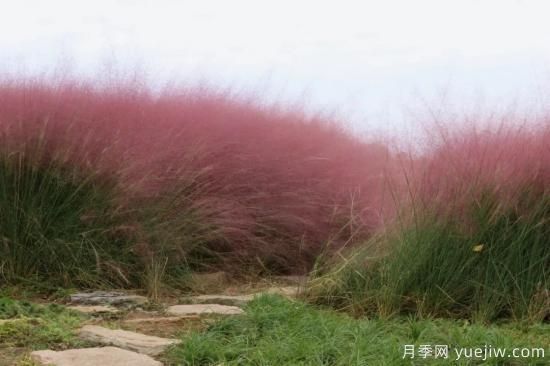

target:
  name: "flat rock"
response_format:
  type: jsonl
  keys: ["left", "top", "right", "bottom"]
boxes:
{"left": 30, "top": 347, "right": 162, "bottom": 366}
{"left": 67, "top": 305, "right": 120, "bottom": 314}
{"left": 188, "top": 294, "right": 254, "bottom": 306}
{"left": 167, "top": 304, "right": 244, "bottom": 316}
{"left": 123, "top": 315, "right": 199, "bottom": 324}
{"left": 79, "top": 325, "right": 180, "bottom": 356}
{"left": 70, "top": 291, "right": 147, "bottom": 306}
{"left": 265, "top": 286, "right": 300, "bottom": 297}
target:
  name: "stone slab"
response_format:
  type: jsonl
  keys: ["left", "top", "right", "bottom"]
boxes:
{"left": 79, "top": 325, "right": 180, "bottom": 356}
{"left": 189, "top": 294, "right": 254, "bottom": 306}
{"left": 67, "top": 305, "right": 120, "bottom": 314}
{"left": 123, "top": 316, "right": 199, "bottom": 324}
{"left": 265, "top": 286, "right": 300, "bottom": 297}
{"left": 30, "top": 347, "right": 162, "bottom": 366}
{"left": 167, "top": 304, "right": 244, "bottom": 316}
{"left": 70, "top": 291, "right": 147, "bottom": 306}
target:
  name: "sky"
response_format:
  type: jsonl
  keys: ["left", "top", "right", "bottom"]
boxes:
{"left": 1, "top": 0, "right": 550, "bottom": 136}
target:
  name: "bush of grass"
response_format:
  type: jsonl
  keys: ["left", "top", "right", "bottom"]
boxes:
{"left": 0, "top": 149, "right": 139, "bottom": 288}
{"left": 166, "top": 295, "right": 549, "bottom": 365}
{"left": 308, "top": 124, "right": 549, "bottom": 322}
{"left": 0, "top": 77, "right": 391, "bottom": 288}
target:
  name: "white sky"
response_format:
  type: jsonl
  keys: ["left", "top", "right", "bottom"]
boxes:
{"left": 2, "top": 0, "right": 550, "bottom": 135}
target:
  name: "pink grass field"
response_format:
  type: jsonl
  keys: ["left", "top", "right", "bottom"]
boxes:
{"left": 0, "top": 77, "right": 395, "bottom": 272}
{"left": 0, "top": 76, "right": 547, "bottom": 273}
{"left": 408, "top": 120, "right": 550, "bottom": 217}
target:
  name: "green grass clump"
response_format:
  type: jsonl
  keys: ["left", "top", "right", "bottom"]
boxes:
{"left": 0, "top": 151, "right": 138, "bottom": 288}
{"left": 165, "top": 295, "right": 549, "bottom": 365}
{"left": 0, "top": 146, "right": 230, "bottom": 293}
{"left": 308, "top": 189, "right": 549, "bottom": 322}
{"left": 0, "top": 297, "right": 84, "bottom": 349}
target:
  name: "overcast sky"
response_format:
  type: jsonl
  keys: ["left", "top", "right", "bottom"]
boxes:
{"left": 2, "top": 0, "right": 550, "bottom": 135}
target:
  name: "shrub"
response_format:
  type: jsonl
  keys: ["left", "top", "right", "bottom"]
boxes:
{"left": 0, "top": 76, "right": 391, "bottom": 287}
{"left": 0, "top": 147, "right": 137, "bottom": 287}
{"left": 308, "top": 122, "right": 550, "bottom": 322}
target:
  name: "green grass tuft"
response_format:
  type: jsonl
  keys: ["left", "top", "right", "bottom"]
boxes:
{"left": 308, "top": 188, "right": 549, "bottom": 322}
{"left": 0, "top": 151, "right": 138, "bottom": 288}
{"left": 165, "top": 295, "right": 549, "bottom": 365}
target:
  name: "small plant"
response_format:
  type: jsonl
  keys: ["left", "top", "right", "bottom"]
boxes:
{"left": 145, "top": 255, "right": 168, "bottom": 302}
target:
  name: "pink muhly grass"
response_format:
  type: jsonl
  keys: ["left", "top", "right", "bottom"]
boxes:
{"left": 0, "top": 77, "right": 394, "bottom": 273}
{"left": 395, "top": 116, "right": 550, "bottom": 219}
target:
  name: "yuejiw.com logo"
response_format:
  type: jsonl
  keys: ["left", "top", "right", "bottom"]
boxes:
{"left": 402, "top": 344, "right": 546, "bottom": 361}
{"left": 402, "top": 345, "right": 449, "bottom": 359}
